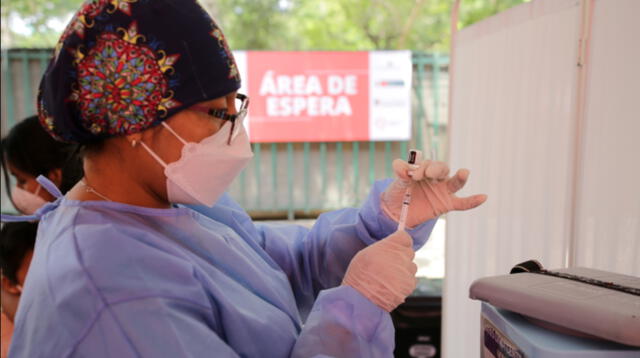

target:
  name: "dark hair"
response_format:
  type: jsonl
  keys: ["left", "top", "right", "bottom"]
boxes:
{"left": 1, "top": 116, "right": 84, "bottom": 204}
{"left": 0, "top": 222, "right": 37, "bottom": 284}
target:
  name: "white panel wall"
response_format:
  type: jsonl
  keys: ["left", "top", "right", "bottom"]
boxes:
{"left": 444, "top": 1, "right": 582, "bottom": 357}
{"left": 574, "top": 0, "right": 640, "bottom": 275}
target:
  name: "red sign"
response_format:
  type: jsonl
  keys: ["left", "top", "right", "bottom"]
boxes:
{"left": 235, "top": 51, "right": 412, "bottom": 143}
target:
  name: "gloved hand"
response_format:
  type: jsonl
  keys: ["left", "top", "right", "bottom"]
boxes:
{"left": 342, "top": 230, "right": 417, "bottom": 312}
{"left": 381, "top": 159, "right": 487, "bottom": 228}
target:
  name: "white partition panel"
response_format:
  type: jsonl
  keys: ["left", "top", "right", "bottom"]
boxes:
{"left": 444, "top": 1, "right": 582, "bottom": 357}
{"left": 445, "top": 0, "right": 640, "bottom": 356}
{"left": 574, "top": 0, "right": 640, "bottom": 275}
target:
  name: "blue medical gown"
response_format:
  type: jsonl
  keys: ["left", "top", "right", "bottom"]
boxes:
{"left": 9, "top": 180, "right": 435, "bottom": 357}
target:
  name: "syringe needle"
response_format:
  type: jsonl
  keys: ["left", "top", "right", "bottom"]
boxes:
{"left": 397, "top": 149, "right": 421, "bottom": 231}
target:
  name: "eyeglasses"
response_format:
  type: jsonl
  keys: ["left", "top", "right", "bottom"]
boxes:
{"left": 191, "top": 93, "right": 249, "bottom": 145}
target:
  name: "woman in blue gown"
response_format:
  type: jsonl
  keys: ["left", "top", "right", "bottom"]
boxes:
{"left": 4, "top": 1, "right": 485, "bottom": 356}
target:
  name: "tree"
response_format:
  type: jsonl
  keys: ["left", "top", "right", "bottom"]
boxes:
{"left": 1, "top": 0, "right": 82, "bottom": 47}
{"left": 204, "top": 0, "right": 295, "bottom": 50}
{"left": 214, "top": 0, "right": 527, "bottom": 51}
{"left": 1, "top": 0, "right": 528, "bottom": 51}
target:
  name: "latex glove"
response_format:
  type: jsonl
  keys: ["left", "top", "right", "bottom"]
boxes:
{"left": 381, "top": 159, "right": 487, "bottom": 228}
{"left": 342, "top": 230, "right": 417, "bottom": 312}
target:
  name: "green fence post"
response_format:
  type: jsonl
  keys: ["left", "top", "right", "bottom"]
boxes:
{"left": 432, "top": 54, "right": 441, "bottom": 159}
{"left": 271, "top": 143, "right": 278, "bottom": 210}
{"left": 368, "top": 142, "right": 376, "bottom": 186}
{"left": 21, "top": 52, "right": 33, "bottom": 116}
{"left": 303, "top": 142, "right": 310, "bottom": 213}
{"left": 38, "top": 53, "right": 49, "bottom": 79}
{"left": 320, "top": 142, "right": 327, "bottom": 209}
{"left": 253, "top": 143, "right": 262, "bottom": 210}
{"left": 3, "top": 50, "right": 16, "bottom": 129}
{"left": 336, "top": 142, "right": 343, "bottom": 207}
{"left": 384, "top": 142, "right": 392, "bottom": 178}
{"left": 353, "top": 142, "right": 359, "bottom": 206}
{"left": 286, "top": 143, "right": 294, "bottom": 220}
{"left": 400, "top": 141, "right": 408, "bottom": 161}
{"left": 415, "top": 54, "right": 427, "bottom": 153}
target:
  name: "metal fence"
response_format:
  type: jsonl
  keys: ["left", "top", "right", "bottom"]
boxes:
{"left": 0, "top": 49, "right": 449, "bottom": 218}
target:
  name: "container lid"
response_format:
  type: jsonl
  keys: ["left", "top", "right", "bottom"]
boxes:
{"left": 470, "top": 266, "right": 640, "bottom": 347}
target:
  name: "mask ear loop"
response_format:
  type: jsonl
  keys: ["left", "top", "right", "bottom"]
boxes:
{"left": 161, "top": 122, "right": 189, "bottom": 146}
{"left": 135, "top": 122, "right": 189, "bottom": 169}
{"left": 137, "top": 141, "right": 168, "bottom": 169}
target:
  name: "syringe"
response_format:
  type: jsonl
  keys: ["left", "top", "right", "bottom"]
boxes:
{"left": 397, "top": 149, "right": 421, "bottom": 231}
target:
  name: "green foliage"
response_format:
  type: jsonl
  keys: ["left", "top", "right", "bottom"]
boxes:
{"left": 459, "top": 0, "right": 529, "bottom": 28}
{"left": 2, "top": 0, "right": 528, "bottom": 51}
{"left": 205, "top": 0, "right": 294, "bottom": 50}
{"left": 217, "top": 0, "right": 528, "bottom": 51}
{"left": 2, "top": 0, "right": 80, "bottom": 28}
{"left": 1, "top": 0, "right": 83, "bottom": 47}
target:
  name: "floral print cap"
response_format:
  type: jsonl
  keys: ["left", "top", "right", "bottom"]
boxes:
{"left": 38, "top": 0, "right": 241, "bottom": 143}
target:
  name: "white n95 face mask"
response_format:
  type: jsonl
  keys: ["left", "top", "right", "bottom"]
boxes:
{"left": 11, "top": 184, "right": 48, "bottom": 215}
{"left": 139, "top": 119, "right": 253, "bottom": 207}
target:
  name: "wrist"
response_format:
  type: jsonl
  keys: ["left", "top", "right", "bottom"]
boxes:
{"left": 341, "top": 283, "right": 396, "bottom": 312}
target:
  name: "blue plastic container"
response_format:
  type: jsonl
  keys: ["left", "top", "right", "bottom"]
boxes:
{"left": 481, "top": 303, "right": 640, "bottom": 358}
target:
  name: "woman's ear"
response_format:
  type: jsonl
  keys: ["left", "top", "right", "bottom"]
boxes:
{"left": 1, "top": 275, "right": 21, "bottom": 295}
{"left": 125, "top": 133, "right": 143, "bottom": 148}
{"left": 47, "top": 168, "right": 63, "bottom": 187}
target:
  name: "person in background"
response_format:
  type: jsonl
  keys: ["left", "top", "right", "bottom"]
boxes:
{"left": 0, "top": 116, "right": 82, "bottom": 356}
{"left": 0, "top": 222, "right": 37, "bottom": 358}
{"left": 1, "top": 115, "right": 82, "bottom": 215}
{"left": 4, "top": 1, "right": 486, "bottom": 357}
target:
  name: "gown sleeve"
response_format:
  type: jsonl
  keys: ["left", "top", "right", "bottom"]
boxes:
{"left": 185, "top": 180, "right": 437, "bottom": 357}
{"left": 253, "top": 179, "right": 436, "bottom": 317}
{"left": 190, "top": 179, "right": 436, "bottom": 318}
{"left": 290, "top": 285, "right": 397, "bottom": 358}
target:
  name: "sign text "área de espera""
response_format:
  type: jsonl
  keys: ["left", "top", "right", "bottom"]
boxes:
{"left": 233, "top": 51, "right": 412, "bottom": 142}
